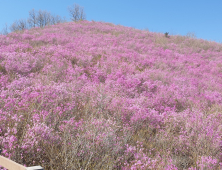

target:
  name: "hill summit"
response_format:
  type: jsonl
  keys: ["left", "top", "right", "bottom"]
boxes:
{"left": 0, "top": 21, "right": 222, "bottom": 169}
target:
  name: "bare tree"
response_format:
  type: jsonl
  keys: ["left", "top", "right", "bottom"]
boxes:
{"left": 186, "top": 32, "right": 196, "bottom": 39}
{"left": 37, "top": 10, "right": 56, "bottom": 28}
{"left": 37, "top": 10, "right": 46, "bottom": 28}
{"left": 10, "top": 19, "right": 28, "bottom": 32}
{"left": 10, "top": 20, "right": 19, "bottom": 32}
{"left": 79, "top": 7, "right": 86, "bottom": 21}
{"left": 50, "top": 14, "right": 66, "bottom": 25}
{"left": 1, "top": 23, "right": 8, "bottom": 35}
{"left": 28, "top": 9, "right": 38, "bottom": 28}
{"left": 18, "top": 19, "right": 28, "bottom": 30}
{"left": 68, "top": 4, "right": 86, "bottom": 22}
{"left": 43, "top": 10, "right": 52, "bottom": 26}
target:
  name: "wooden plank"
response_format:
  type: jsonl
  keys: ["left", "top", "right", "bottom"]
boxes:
{"left": 26, "top": 166, "right": 44, "bottom": 170}
{"left": 0, "top": 155, "right": 26, "bottom": 170}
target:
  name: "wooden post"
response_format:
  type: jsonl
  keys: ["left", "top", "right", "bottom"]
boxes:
{"left": 0, "top": 155, "right": 43, "bottom": 170}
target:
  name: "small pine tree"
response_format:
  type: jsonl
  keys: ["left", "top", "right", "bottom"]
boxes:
{"left": 164, "top": 32, "right": 170, "bottom": 38}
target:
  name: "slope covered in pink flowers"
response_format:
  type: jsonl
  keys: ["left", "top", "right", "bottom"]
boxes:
{"left": 0, "top": 21, "right": 222, "bottom": 169}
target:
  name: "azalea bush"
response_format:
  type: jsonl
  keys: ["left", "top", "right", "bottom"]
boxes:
{"left": 0, "top": 21, "right": 222, "bottom": 169}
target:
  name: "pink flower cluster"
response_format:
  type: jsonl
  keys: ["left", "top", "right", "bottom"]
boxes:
{"left": 0, "top": 21, "right": 222, "bottom": 169}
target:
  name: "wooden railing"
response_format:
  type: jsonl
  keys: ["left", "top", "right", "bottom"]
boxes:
{"left": 0, "top": 153, "right": 43, "bottom": 170}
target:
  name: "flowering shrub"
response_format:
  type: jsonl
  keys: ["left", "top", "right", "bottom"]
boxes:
{"left": 0, "top": 21, "right": 222, "bottom": 169}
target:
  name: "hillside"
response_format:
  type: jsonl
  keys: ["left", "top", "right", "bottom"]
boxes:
{"left": 0, "top": 21, "right": 222, "bottom": 169}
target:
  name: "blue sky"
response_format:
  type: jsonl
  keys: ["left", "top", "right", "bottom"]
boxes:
{"left": 0, "top": 0, "right": 222, "bottom": 43}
